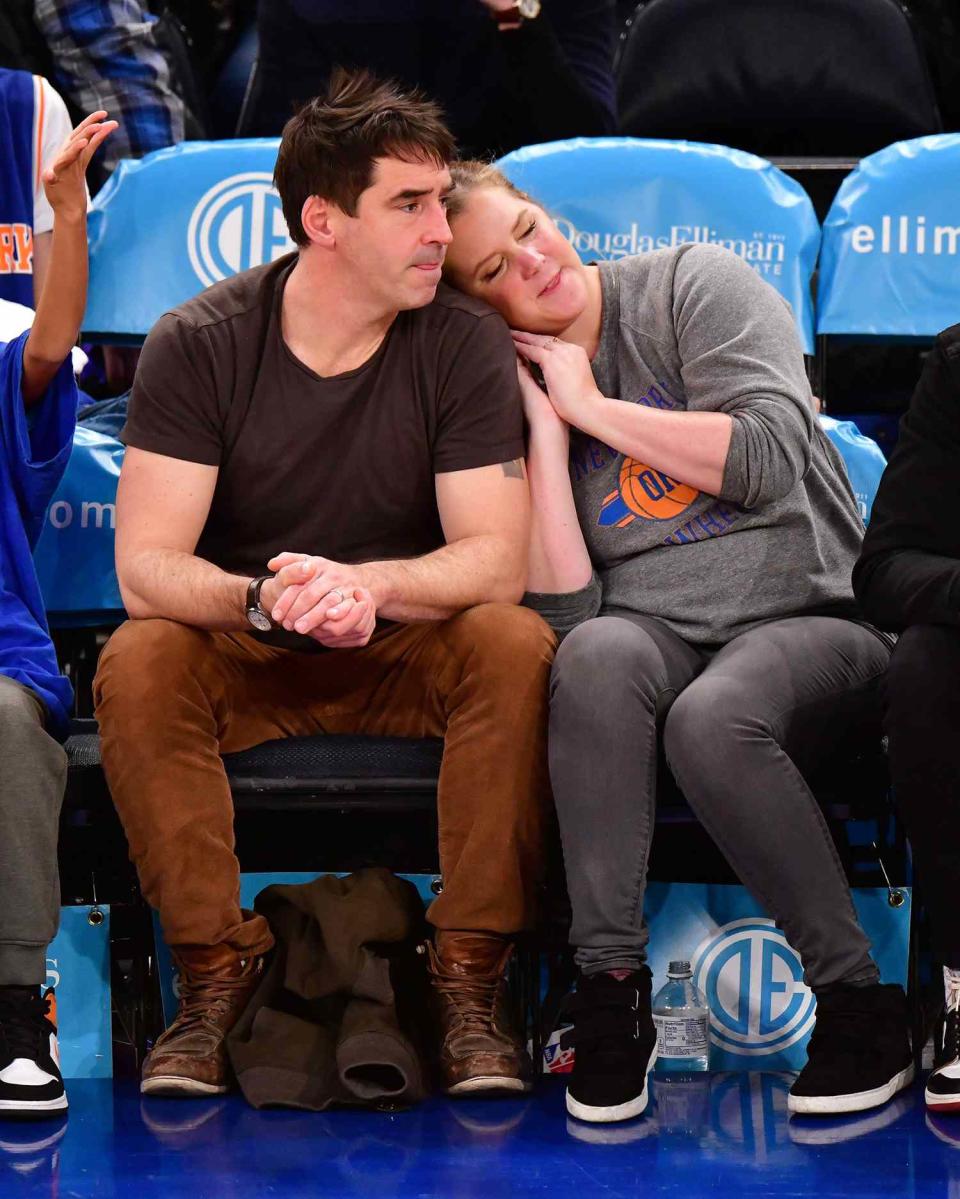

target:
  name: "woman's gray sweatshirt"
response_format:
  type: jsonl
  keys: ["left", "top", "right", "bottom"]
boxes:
{"left": 525, "top": 243, "right": 864, "bottom": 646}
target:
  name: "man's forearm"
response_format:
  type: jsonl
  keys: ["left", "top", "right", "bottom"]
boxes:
{"left": 119, "top": 548, "right": 251, "bottom": 629}
{"left": 359, "top": 535, "right": 525, "bottom": 623}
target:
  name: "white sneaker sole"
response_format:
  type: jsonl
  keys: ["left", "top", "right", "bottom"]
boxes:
{"left": 0, "top": 1094, "right": 68, "bottom": 1114}
{"left": 924, "top": 1085, "right": 960, "bottom": 1112}
{"left": 446, "top": 1075, "right": 532, "bottom": 1097}
{"left": 141, "top": 1076, "right": 229, "bottom": 1098}
{"left": 788, "top": 1062, "right": 915, "bottom": 1115}
{"left": 565, "top": 1042, "right": 658, "bottom": 1124}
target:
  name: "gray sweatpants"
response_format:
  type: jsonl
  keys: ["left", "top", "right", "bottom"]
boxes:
{"left": 0, "top": 674, "right": 67, "bottom": 985}
{"left": 550, "top": 613, "right": 891, "bottom": 990}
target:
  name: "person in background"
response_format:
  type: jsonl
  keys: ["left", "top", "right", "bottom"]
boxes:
{"left": 442, "top": 161, "right": 913, "bottom": 1125}
{"left": 853, "top": 325, "right": 960, "bottom": 1115}
{"left": 908, "top": 0, "right": 960, "bottom": 132}
{"left": 248, "top": 0, "right": 617, "bottom": 159}
{"left": 0, "top": 66, "right": 83, "bottom": 308}
{"left": 32, "top": 0, "right": 187, "bottom": 178}
{"left": 0, "top": 109, "right": 116, "bottom": 1121}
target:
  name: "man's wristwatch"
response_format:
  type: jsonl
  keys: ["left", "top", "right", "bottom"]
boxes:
{"left": 492, "top": 0, "right": 542, "bottom": 30}
{"left": 245, "top": 575, "right": 275, "bottom": 632}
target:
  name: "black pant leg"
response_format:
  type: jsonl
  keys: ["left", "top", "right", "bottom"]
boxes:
{"left": 884, "top": 624, "right": 960, "bottom": 966}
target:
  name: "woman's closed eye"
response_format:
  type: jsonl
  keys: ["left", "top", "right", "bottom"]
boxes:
{"left": 480, "top": 225, "right": 537, "bottom": 283}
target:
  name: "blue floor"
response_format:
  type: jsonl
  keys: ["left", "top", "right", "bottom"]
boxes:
{"left": 3, "top": 1074, "right": 959, "bottom": 1198}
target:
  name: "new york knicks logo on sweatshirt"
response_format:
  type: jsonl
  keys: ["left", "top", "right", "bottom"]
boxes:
{"left": 598, "top": 458, "right": 699, "bottom": 527}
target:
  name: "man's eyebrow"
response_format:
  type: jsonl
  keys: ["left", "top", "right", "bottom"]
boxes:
{"left": 388, "top": 187, "right": 434, "bottom": 203}
{"left": 473, "top": 208, "right": 533, "bottom": 278}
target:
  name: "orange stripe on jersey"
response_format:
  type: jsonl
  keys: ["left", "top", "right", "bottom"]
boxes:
{"left": 0, "top": 227, "right": 14, "bottom": 273}
{"left": 34, "top": 75, "right": 46, "bottom": 193}
{"left": 13, "top": 224, "right": 33, "bottom": 273}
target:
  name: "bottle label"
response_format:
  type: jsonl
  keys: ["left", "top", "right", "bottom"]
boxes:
{"left": 654, "top": 1013, "right": 709, "bottom": 1058}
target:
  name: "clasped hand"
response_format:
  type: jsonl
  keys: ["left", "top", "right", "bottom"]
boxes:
{"left": 511, "top": 330, "right": 601, "bottom": 429}
{"left": 262, "top": 553, "right": 377, "bottom": 648}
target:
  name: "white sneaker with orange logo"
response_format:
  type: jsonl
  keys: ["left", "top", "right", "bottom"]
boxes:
{"left": 0, "top": 988, "right": 67, "bottom": 1119}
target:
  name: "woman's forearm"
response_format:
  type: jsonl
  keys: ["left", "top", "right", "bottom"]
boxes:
{"left": 525, "top": 422, "right": 594, "bottom": 593}
{"left": 575, "top": 397, "right": 733, "bottom": 497}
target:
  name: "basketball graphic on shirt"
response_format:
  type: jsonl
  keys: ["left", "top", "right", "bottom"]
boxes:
{"left": 618, "top": 458, "right": 699, "bottom": 519}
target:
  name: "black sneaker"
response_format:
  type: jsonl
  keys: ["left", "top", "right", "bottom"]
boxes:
{"left": 561, "top": 968, "right": 657, "bottom": 1124}
{"left": 0, "top": 988, "right": 67, "bottom": 1120}
{"left": 925, "top": 969, "right": 960, "bottom": 1112}
{"left": 787, "top": 983, "right": 914, "bottom": 1115}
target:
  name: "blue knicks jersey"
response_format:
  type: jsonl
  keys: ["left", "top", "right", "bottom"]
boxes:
{"left": 0, "top": 69, "right": 38, "bottom": 306}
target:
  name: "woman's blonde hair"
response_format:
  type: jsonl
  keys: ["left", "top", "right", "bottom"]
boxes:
{"left": 446, "top": 160, "right": 534, "bottom": 221}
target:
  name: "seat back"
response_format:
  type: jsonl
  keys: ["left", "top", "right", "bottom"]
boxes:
{"left": 616, "top": 0, "right": 941, "bottom": 157}
{"left": 818, "top": 415, "right": 886, "bottom": 525}
{"left": 817, "top": 133, "right": 960, "bottom": 337}
{"left": 496, "top": 137, "right": 819, "bottom": 352}
{"left": 33, "top": 426, "right": 124, "bottom": 624}
{"left": 83, "top": 139, "right": 295, "bottom": 340}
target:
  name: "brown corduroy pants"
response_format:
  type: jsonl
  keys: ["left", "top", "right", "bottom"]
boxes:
{"left": 93, "top": 603, "right": 555, "bottom": 957}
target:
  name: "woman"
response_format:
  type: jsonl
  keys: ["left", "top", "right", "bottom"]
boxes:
{"left": 442, "top": 162, "right": 912, "bottom": 1125}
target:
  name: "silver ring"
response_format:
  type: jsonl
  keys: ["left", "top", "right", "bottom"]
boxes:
{"left": 328, "top": 588, "right": 345, "bottom": 605}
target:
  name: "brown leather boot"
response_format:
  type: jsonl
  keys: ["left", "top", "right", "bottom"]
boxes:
{"left": 141, "top": 944, "right": 265, "bottom": 1097}
{"left": 427, "top": 932, "right": 533, "bottom": 1096}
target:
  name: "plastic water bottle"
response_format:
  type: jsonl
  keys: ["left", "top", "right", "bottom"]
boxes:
{"left": 652, "top": 961, "right": 710, "bottom": 1074}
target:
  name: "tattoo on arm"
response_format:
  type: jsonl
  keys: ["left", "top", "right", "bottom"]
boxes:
{"left": 501, "top": 459, "right": 526, "bottom": 480}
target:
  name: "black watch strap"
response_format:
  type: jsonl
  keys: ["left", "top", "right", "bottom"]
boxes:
{"left": 245, "top": 575, "right": 275, "bottom": 628}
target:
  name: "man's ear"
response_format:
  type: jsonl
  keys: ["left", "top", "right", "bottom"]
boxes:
{"left": 301, "top": 195, "right": 338, "bottom": 249}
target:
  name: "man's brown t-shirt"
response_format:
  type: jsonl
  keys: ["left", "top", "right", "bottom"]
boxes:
{"left": 122, "top": 254, "right": 524, "bottom": 585}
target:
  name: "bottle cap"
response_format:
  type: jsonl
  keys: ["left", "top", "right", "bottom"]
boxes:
{"left": 667, "top": 960, "right": 692, "bottom": 976}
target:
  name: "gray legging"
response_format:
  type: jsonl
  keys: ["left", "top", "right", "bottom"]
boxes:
{"left": 549, "top": 612, "right": 891, "bottom": 990}
{"left": 0, "top": 675, "right": 67, "bottom": 985}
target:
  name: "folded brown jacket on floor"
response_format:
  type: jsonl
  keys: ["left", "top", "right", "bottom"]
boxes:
{"left": 226, "top": 868, "right": 430, "bottom": 1110}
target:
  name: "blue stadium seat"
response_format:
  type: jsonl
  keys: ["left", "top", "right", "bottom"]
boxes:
{"left": 818, "top": 134, "right": 960, "bottom": 338}
{"left": 815, "top": 134, "right": 960, "bottom": 446}
{"left": 819, "top": 415, "right": 887, "bottom": 525}
{"left": 496, "top": 137, "right": 820, "bottom": 353}
{"left": 83, "top": 139, "right": 295, "bottom": 341}
{"left": 34, "top": 425, "right": 124, "bottom": 625}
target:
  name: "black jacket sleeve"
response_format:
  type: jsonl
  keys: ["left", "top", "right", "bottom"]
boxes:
{"left": 498, "top": 0, "right": 618, "bottom": 143}
{"left": 455, "top": 0, "right": 618, "bottom": 157}
{"left": 853, "top": 324, "right": 960, "bottom": 632}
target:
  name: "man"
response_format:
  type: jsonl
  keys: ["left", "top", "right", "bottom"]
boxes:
{"left": 0, "top": 108, "right": 116, "bottom": 1120}
{"left": 854, "top": 324, "right": 960, "bottom": 1114}
{"left": 93, "top": 68, "right": 555, "bottom": 1100}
